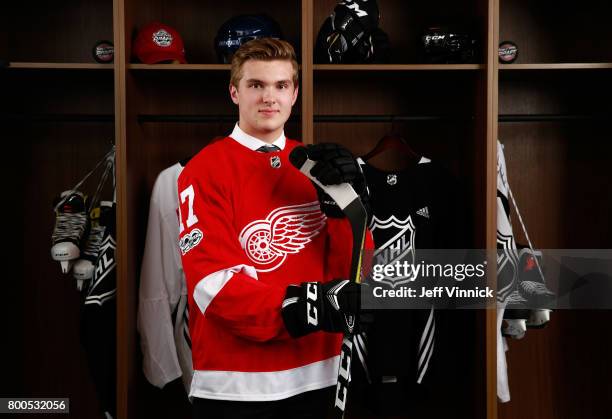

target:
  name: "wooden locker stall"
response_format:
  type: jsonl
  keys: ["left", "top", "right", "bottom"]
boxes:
{"left": 495, "top": 1, "right": 612, "bottom": 419}
{"left": 117, "top": 1, "right": 302, "bottom": 417}
{"left": 3, "top": 1, "right": 115, "bottom": 418}
{"left": 311, "top": 0, "right": 492, "bottom": 415}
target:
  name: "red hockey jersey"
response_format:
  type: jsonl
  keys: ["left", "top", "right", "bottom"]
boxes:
{"left": 178, "top": 128, "right": 363, "bottom": 401}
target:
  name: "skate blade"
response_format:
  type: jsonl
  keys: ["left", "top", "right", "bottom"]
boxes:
{"left": 60, "top": 260, "right": 74, "bottom": 274}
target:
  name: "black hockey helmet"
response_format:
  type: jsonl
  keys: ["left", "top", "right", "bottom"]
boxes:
{"left": 421, "top": 26, "right": 478, "bottom": 64}
{"left": 315, "top": 0, "right": 386, "bottom": 64}
{"left": 214, "top": 14, "right": 283, "bottom": 64}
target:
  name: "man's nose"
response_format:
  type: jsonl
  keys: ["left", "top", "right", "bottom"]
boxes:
{"left": 261, "top": 86, "right": 276, "bottom": 104}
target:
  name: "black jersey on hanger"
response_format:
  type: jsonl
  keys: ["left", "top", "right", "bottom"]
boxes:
{"left": 351, "top": 155, "right": 467, "bottom": 415}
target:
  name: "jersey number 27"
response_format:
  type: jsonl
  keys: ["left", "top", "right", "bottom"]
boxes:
{"left": 179, "top": 185, "right": 198, "bottom": 233}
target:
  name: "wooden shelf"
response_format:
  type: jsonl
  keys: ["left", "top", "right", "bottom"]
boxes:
{"left": 7, "top": 62, "right": 114, "bottom": 69}
{"left": 4, "top": 113, "right": 114, "bottom": 122}
{"left": 314, "top": 64, "right": 485, "bottom": 71}
{"left": 500, "top": 63, "right": 612, "bottom": 70}
{"left": 128, "top": 63, "right": 230, "bottom": 71}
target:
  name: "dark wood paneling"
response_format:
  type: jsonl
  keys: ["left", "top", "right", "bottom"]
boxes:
{"left": 3, "top": 68, "right": 115, "bottom": 418}
{"left": 314, "top": 0, "right": 484, "bottom": 64}
{"left": 0, "top": 8, "right": 8, "bottom": 61}
{"left": 128, "top": 0, "right": 301, "bottom": 64}
{"left": 131, "top": 71, "right": 237, "bottom": 115}
{"left": 114, "top": 1, "right": 131, "bottom": 416}
{"left": 500, "top": 0, "right": 612, "bottom": 63}
{"left": 499, "top": 311, "right": 612, "bottom": 419}
{"left": 497, "top": 64, "right": 612, "bottom": 419}
{"left": 301, "top": 0, "right": 314, "bottom": 144}
{"left": 313, "top": 71, "right": 479, "bottom": 179}
{"left": 499, "top": 71, "right": 612, "bottom": 116}
{"left": 499, "top": 123, "right": 612, "bottom": 249}
{"left": 9, "top": 123, "right": 115, "bottom": 419}
{"left": 499, "top": 71, "right": 612, "bottom": 249}
{"left": 314, "top": 121, "right": 474, "bottom": 177}
{"left": 3, "top": 70, "right": 115, "bottom": 115}
{"left": 314, "top": 71, "right": 479, "bottom": 116}
{"left": 6, "top": 0, "right": 113, "bottom": 62}
{"left": 131, "top": 70, "right": 302, "bottom": 116}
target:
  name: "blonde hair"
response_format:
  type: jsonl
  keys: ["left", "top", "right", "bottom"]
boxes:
{"left": 230, "top": 38, "right": 299, "bottom": 87}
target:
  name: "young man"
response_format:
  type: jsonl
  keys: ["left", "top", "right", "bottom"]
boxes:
{"left": 177, "top": 38, "right": 370, "bottom": 418}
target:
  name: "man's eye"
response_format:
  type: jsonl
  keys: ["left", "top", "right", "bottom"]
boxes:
{"left": 250, "top": 83, "right": 262, "bottom": 88}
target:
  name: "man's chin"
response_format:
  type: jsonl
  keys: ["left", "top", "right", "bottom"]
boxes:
{"left": 256, "top": 119, "right": 285, "bottom": 132}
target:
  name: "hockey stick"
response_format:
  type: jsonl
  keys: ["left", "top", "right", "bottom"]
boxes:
{"left": 289, "top": 146, "right": 368, "bottom": 418}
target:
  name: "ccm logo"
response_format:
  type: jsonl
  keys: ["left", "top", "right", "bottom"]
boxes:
{"left": 306, "top": 283, "right": 319, "bottom": 326}
{"left": 334, "top": 338, "right": 352, "bottom": 410}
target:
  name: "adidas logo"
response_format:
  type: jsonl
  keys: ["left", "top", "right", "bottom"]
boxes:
{"left": 416, "top": 207, "right": 430, "bottom": 219}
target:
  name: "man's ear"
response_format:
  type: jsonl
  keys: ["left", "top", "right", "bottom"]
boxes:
{"left": 229, "top": 84, "right": 239, "bottom": 105}
{"left": 291, "top": 85, "right": 299, "bottom": 106}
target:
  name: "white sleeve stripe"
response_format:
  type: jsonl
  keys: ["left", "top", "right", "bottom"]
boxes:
{"left": 193, "top": 264, "right": 258, "bottom": 315}
{"left": 418, "top": 321, "right": 435, "bottom": 369}
{"left": 355, "top": 334, "right": 368, "bottom": 356}
{"left": 417, "top": 339, "right": 434, "bottom": 384}
{"left": 418, "top": 306, "right": 435, "bottom": 349}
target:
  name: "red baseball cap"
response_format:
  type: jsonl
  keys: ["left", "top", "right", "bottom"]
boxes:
{"left": 133, "top": 22, "right": 187, "bottom": 64}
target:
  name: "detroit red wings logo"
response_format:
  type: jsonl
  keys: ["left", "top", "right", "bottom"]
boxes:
{"left": 239, "top": 202, "right": 326, "bottom": 272}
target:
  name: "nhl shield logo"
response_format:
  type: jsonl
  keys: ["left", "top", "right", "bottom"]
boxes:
{"left": 387, "top": 174, "right": 398, "bottom": 185}
{"left": 370, "top": 215, "right": 417, "bottom": 288}
{"left": 270, "top": 156, "right": 281, "bottom": 169}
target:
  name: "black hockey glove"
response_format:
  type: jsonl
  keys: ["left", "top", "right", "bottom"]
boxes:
{"left": 302, "top": 143, "right": 371, "bottom": 220}
{"left": 281, "top": 279, "right": 360, "bottom": 338}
